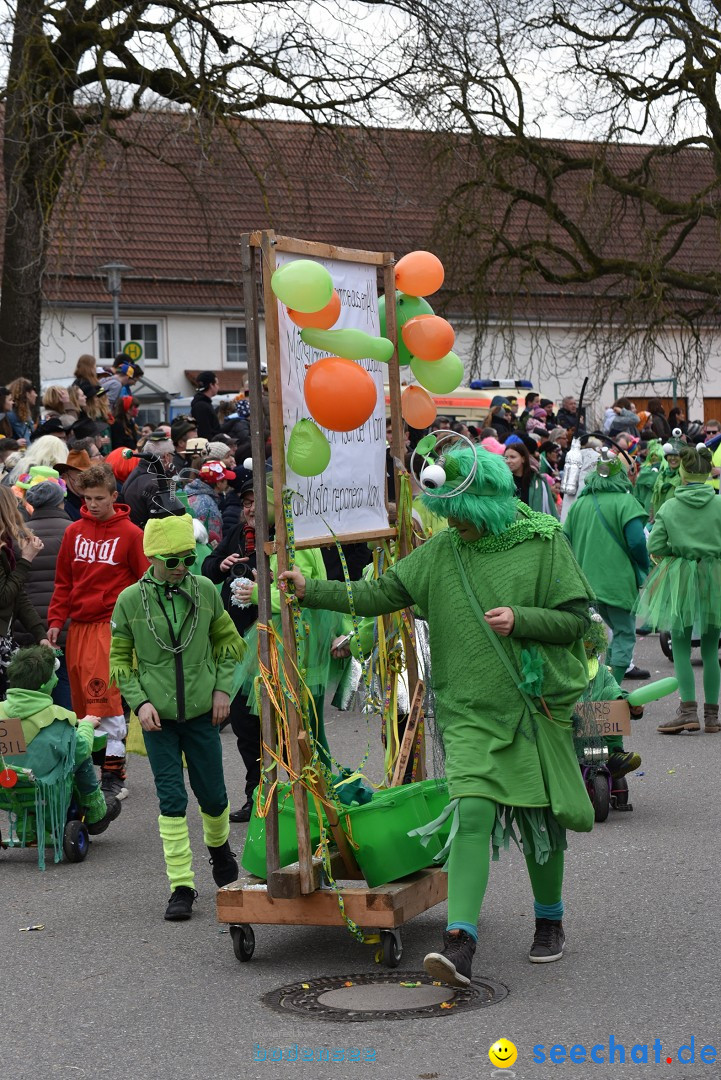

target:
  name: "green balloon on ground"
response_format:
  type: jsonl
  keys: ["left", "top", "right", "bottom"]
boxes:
{"left": 379, "top": 291, "right": 434, "bottom": 365}
{"left": 300, "top": 327, "right": 394, "bottom": 364}
{"left": 271, "top": 260, "right": 334, "bottom": 313}
{"left": 286, "top": 419, "right": 331, "bottom": 476}
{"left": 410, "top": 351, "right": 464, "bottom": 394}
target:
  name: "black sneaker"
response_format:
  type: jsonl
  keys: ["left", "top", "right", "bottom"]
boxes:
{"left": 86, "top": 794, "right": 122, "bottom": 835}
{"left": 529, "top": 919, "right": 565, "bottom": 963}
{"left": 229, "top": 801, "right": 252, "bottom": 823}
{"left": 607, "top": 750, "right": 641, "bottom": 778}
{"left": 423, "top": 930, "right": 476, "bottom": 987}
{"left": 208, "top": 841, "right": 239, "bottom": 887}
{"left": 165, "top": 886, "right": 197, "bottom": 921}
{"left": 101, "top": 771, "right": 128, "bottom": 802}
{"left": 624, "top": 665, "right": 650, "bottom": 680}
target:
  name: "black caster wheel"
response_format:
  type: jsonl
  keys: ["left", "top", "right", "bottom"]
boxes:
{"left": 589, "top": 773, "right": 610, "bottom": 823}
{"left": 381, "top": 929, "right": 403, "bottom": 968}
{"left": 659, "top": 631, "right": 673, "bottom": 661}
{"left": 611, "top": 775, "right": 633, "bottom": 812}
{"left": 63, "top": 820, "right": 90, "bottom": 862}
{"left": 230, "top": 923, "right": 255, "bottom": 962}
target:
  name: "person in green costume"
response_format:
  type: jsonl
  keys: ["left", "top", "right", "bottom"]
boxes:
{"left": 634, "top": 440, "right": 664, "bottom": 519}
{"left": 636, "top": 445, "right": 721, "bottom": 735}
{"left": 280, "top": 444, "right": 593, "bottom": 987}
{"left": 563, "top": 453, "right": 650, "bottom": 686}
{"left": 109, "top": 511, "right": 245, "bottom": 921}
{"left": 650, "top": 434, "right": 683, "bottom": 517}
{"left": 231, "top": 545, "right": 352, "bottom": 780}
{"left": 577, "top": 614, "right": 642, "bottom": 778}
{"left": 0, "top": 645, "right": 121, "bottom": 866}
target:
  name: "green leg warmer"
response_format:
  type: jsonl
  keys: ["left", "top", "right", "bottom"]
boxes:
{"left": 158, "top": 814, "right": 195, "bottom": 890}
{"left": 524, "top": 847, "right": 564, "bottom": 905}
{"left": 701, "top": 627, "right": 721, "bottom": 705}
{"left": 79, "top": 787, "right": 108, "bottom": 825}
{"left": 672, "top": 626, "right": 696, "bottom": 701}
{"left": 605, "top": 734, "right": 624, "bottom": 753}
{"left": 446, "top": 796, "right": 497, "bottom": 935}
{"left": 200, "top": 803, "right": 230, "bottom": 849}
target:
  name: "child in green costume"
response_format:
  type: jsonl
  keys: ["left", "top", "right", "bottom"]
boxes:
{"left": 634, "top": 440, "right": 664, "bottom": 519}
{"left": 637, "top": 445, "right": 721, "bottom": 735}
{"left": 281, "top": 444, "right": 593, "bottom": 987}
{"left": 109, "top": 512, "right": 245, "bottom": 921}
{"left": 650, "top": 434, "right": 683, "bottom": 517}
{"left": 578, "top": 614, "right": 642, "bottom": 778}
{"left": 563, "top": 453, "right": 650, "bottom": 686}
{"left": 0, "top": 645, "right": 121, "bottom": 864}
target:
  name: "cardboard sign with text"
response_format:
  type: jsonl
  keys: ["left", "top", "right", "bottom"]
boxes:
{"left": 574, "top": 699, "right": 632, "bottom": 737}
{"left": 0, "top": 717, "right": 27, "bottom": 755}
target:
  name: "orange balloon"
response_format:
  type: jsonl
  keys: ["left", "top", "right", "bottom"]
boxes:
{"left": 401, "top": 385, "right": 437, "bottom": 429}
{"left": 288, "top": 291, "right": 341, "bottom": 330}
{"left": 401, "top": 314, "right": 455, "bottom": 362}
{"left": 395, "top": 250, "right": 445, "bottom": 296}
{"left": 304, "top": 356, "right": 378, "bottom": 432}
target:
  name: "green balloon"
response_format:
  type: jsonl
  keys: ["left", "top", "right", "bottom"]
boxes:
{"left": 286, "top": 418, "right": 331, "bottom": 477}
{"left": 271, "top": 260, "right": 334, "bottom": 313}
{"left": 410, "top": 351, "right": 464, "bottom": 394}
{"left": 286, "top": 419, "right": 331, "bottom": 477}
{"left": 300, "top": 327, "right": 394, "bottom": 364}
{"left": 379, "top": 291, "right": 434, "bottom": 365}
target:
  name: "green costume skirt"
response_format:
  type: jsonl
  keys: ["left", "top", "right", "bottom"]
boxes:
{"left": 635, "top": 555, "right": 721, "bottom": 632}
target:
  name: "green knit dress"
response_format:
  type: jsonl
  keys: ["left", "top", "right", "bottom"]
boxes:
{"left": 302, "top": 509, "right": 593, "bottom": 810}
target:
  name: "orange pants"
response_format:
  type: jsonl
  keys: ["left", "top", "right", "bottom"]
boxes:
{"left": 66, "top": 621, "right": 123, "bottom": 718}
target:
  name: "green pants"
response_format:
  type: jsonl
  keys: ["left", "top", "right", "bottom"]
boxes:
{"left": 446, "top": 797, "right": 564, "bottom": 936}
{"left": 596, "top": 601, "right": 636, "bottom": 684}
{"left": 143, "top": 712, "right": 228, "bottom": 818}
{"left": 672, "top": 625, "right": 721, "bottom": 704}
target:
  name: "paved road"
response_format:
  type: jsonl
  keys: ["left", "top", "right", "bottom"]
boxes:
{"left": 3, "top": 634, "right": 718, "bottom": 1080}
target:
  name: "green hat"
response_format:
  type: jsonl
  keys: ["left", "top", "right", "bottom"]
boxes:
{"left": 143, "top": 513, "right": 196, "bottom": 558}
{"left": 679, "top": 444, "right": 712, "bottom": 483}
{"left": 596, "top": 450, "right": 624, "bottom": 478}
{"left": 663, "top": 429, "right": 684, "bottom": 456}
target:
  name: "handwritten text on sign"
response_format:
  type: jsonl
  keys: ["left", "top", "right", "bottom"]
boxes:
{"left": 0, "top": 717, "right": 27, "bottom": 755}
{"left": 276, "top": 253, "right": 389, "bottom": 543}
{"left": 574, "top": 700, "right": 632, "bottom": 737}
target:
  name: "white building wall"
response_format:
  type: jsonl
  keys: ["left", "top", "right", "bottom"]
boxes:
{"left": 41, "top": 304, "right": 721, "bottom": 426}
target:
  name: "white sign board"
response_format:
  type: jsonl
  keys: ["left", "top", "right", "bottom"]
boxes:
{"left": 276, "top": 253, "right": 390, "bottom": 543}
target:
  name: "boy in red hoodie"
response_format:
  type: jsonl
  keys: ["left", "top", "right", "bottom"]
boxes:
{"left": 47, "top": 463, "right": 148, "bottom": 800}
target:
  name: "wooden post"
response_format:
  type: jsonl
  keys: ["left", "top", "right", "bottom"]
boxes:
{"left": 240, "top": 235, "right": 279, "bottom": 875}
{"left": 383, "top": 256, "right": 425, "bottom": 781}
{"left": 259, "top": 230, "right": 315, "bottom": 895}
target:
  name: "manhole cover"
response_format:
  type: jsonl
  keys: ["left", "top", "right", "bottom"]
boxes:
{"left": 262, "top": 972, "right": 508, "bottom": 1022}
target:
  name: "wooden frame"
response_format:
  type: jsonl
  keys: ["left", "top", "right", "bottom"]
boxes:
{"left": 223, "top": 232, "right": 442, "bottom": 949}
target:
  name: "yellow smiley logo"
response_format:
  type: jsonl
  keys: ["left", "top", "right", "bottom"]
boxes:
{"left": 489, "top": 1039, "right": 518, "bottom": 1068}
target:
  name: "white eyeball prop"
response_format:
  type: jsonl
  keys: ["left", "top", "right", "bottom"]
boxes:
{"left": 420, "top": 463, "right": 447, "bottom": 490}
{"left": 243, "top": 458, "right": 253, "bottom": 471}
{"left": 697, "top": 442, "right": 707, "bottom": 451}
{"left": 672, "top": 427, "right": 682, "bottom": 438}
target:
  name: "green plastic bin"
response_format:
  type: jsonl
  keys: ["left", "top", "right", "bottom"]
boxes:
{"left": 241, "top": 784, "right": 322, "bottom": 879}
{"left": 340, "top": 782, "right": 443, "bottom": 888}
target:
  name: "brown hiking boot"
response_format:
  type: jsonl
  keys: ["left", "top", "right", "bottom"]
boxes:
{"left": 658, "top": 701, "right": 700, "bottom": 734}
{"left": 704, "top": 704, "right": 721, "bottom": 733}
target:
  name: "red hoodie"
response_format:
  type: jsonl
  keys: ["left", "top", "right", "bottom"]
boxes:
{"left": 48, "top": 504, "right": 149, "bottom": 626}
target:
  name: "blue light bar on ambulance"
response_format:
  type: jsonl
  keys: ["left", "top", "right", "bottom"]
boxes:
{"left": 469, "top": 379, "right": 534, "bottom": 390}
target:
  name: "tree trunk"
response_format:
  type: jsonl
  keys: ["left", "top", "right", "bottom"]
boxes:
{"left": 0, "top": 0, "right": 72, "bottom": 388}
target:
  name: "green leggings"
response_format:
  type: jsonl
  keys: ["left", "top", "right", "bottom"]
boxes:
{"left": 446, "top": 797, "right": 564, "bottom": 937}
{"left": 672, "top": 626, "right": 721, "bottom": 704}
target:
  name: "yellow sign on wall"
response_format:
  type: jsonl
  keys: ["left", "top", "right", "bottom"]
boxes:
{"left": 123, "top": 341, "right": 143, "bottom": 361}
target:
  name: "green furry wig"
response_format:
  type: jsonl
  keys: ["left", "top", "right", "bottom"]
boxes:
{"left": 584, "top": 612, "right": 609, "bottom": 659}
{"left": 578, "top": 464, "right": 632, "bottom": 497}
{"left": 644, "top": 439, "right": 664, "bottom": 466}
{"left": 8, "top": 645, "right": 57, "bottom": 691}
{"left": 420, "top": 444, "right": 517, "bottom": 535}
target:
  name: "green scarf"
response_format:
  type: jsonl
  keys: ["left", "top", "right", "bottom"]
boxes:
{"left": 449, "top": 500, "right": 561, "bottom": 554}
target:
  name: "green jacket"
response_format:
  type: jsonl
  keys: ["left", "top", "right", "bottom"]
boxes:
{"left": 109, "top": 571, "right": 244, "bottom": 720}
{"left": 649, "top": 483, "right": 721, "bottom": 560}
{"left": 564, "top": 488, "right": 647, "bottom": 609}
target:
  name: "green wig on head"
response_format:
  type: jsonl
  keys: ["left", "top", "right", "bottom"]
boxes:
{"left": 644, "top": 439, "right": 664, "bottom": 466}
{"left": 420, "top": 444, "right": 517, "bottom": 535}
{"left": 8, "top": 645, "right": 57, "bottom": 691}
